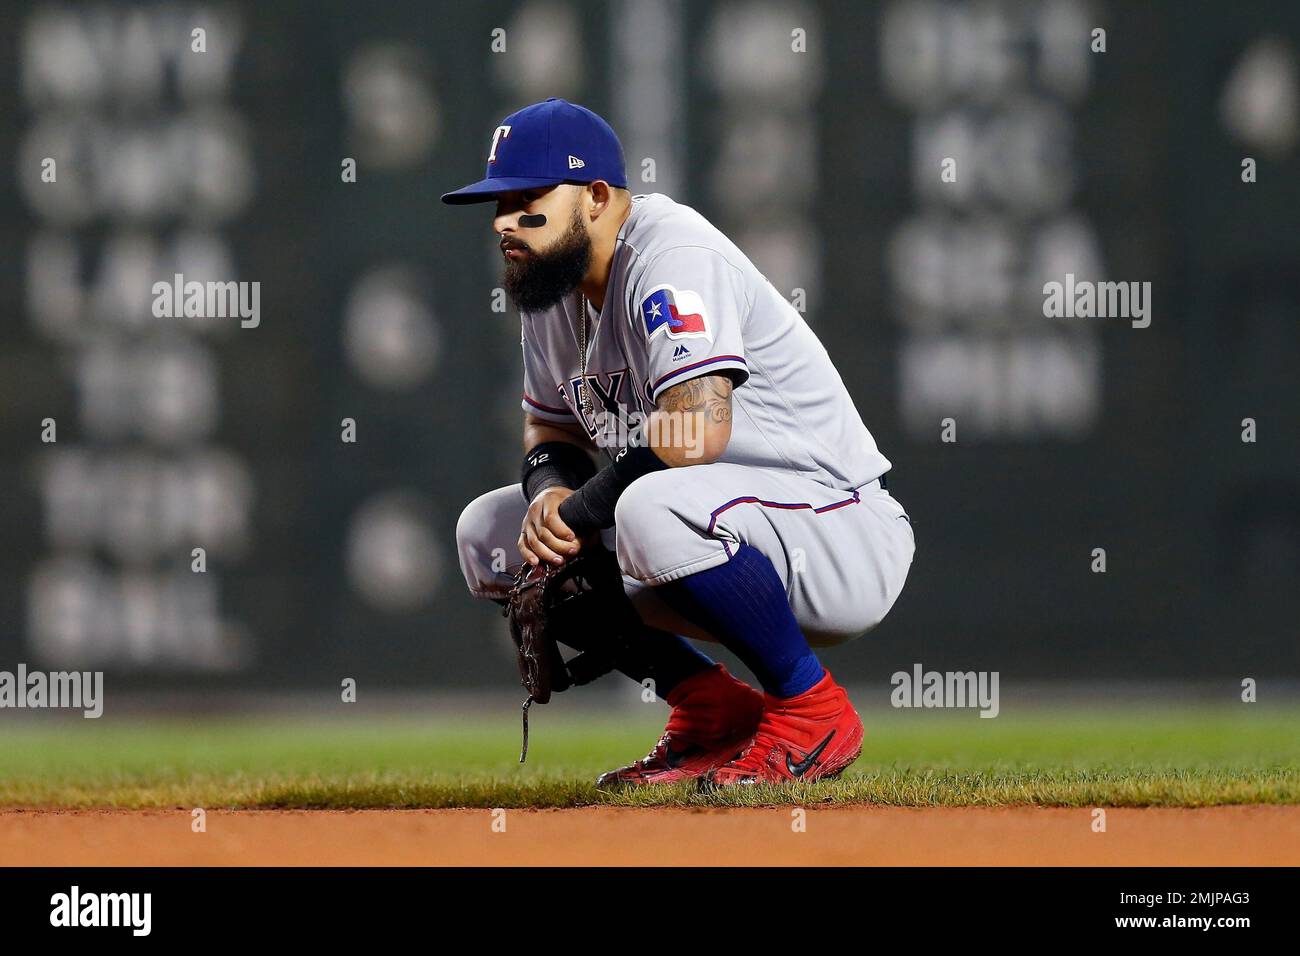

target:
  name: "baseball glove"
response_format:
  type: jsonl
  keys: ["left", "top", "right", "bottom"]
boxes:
{"left": 502, "top": 544, "right": 640, "bottom": 761}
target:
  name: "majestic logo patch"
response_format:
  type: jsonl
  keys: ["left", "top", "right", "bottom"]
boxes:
{"left": 640, "top": 284, "right": 711, "bottom": 341}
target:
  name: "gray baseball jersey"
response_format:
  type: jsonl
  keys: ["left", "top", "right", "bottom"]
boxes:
{"left": 520, "top": 192, "right": 891, "bottom": 490}
{"left": 459, "top": 192, "right": 913, "bottom": 646}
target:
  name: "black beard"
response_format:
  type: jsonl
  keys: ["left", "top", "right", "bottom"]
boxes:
{"left": 503, "top": 209, "right": 592, "bottom": 312}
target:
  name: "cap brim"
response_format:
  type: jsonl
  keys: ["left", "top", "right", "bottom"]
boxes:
{"left": 440, "top": 176, "right": 568, "bottom": 205}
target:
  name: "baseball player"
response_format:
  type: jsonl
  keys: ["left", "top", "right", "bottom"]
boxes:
{"left": 449, "top": 98, "right": 914, "bottom": 786}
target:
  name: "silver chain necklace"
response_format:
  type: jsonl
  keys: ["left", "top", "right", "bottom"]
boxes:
{"left": 576, "top": 291, "right": 595, "bottom": 421}
{"left": 576, "top": 292, "right": 620, "bottom": 465}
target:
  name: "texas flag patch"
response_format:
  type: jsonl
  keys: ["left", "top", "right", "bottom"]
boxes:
{"left": 640, "top": 285, "right": 712, "bottom": 341}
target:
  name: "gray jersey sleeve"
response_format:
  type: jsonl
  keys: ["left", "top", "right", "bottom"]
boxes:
{"left": 631, "top": 246, "right": 751, "bottom": 405}
{"left": 519, "top": 314, "right": 574, "bottom": 421}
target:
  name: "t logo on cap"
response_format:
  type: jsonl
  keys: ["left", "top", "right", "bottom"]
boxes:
{"left": 488, "top": 125, "right": 512, "bottom": 164}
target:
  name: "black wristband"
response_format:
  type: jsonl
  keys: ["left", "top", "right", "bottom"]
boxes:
{"left": 558, "top": 446, "right": 671, "bottom": 535}
{"left": 521, "top": 441, "right": 597, "bottom": 503}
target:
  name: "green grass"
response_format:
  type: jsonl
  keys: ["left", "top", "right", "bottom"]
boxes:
{"left": 1, "top": 706, "right": 1296, "bottom": 809}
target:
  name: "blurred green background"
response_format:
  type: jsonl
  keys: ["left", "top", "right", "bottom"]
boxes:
{"left": 0, "top": 0, "right": 1296, "bottom": 706}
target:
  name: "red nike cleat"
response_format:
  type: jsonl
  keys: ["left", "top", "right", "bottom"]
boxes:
{"left": 703, "top": 669, "right": 864, "bottom": 786}
{"left": 596, "top": 663, "right": 763, "bottom": 787}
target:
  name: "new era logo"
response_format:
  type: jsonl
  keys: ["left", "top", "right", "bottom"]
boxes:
{"left": 568, "top": 155, "right": 585, "bottom": 170}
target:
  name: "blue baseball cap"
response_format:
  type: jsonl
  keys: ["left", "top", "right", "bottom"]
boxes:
{"left": 441, "top": 98, "right": 627, "bottom": 205}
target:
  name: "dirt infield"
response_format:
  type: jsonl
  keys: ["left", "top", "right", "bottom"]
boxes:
{"left": 2, "top": 806, "right": 1297, "bottom": 866}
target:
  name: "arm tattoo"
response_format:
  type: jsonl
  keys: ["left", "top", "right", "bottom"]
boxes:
{"left": 657, "top": 373, "right": 733, "bottom": 425}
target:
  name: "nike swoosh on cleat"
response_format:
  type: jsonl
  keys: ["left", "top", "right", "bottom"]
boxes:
{"left": 784, "top": 730, "right": 836, "bottom": 777}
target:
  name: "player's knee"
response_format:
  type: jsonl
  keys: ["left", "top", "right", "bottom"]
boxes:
{"left": 613, "top": 469, "right": 688, "bottom": 540}
{"left": 455, "top": 488, "right": 511, "bottom": 593}
{"left": 613, "top": 471, "right": 660, "bottom": 529}
{"left": 454, "top": 491, "right": 488, "bottom": 556}
{"left": 613, "top": 470, "right": 699, "bottom": 580}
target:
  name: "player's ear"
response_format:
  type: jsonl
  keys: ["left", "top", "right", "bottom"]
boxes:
{"left": 586, "top": 180, "right": 612, "bottom": 220}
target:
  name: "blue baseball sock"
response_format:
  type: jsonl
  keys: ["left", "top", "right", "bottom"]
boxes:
{"left": 654, "top": 543, "right": 825, "bottom": 698}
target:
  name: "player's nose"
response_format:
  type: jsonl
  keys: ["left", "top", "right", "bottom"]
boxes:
{"left": 493, "top": 203, "right": 522, "bottom": 236}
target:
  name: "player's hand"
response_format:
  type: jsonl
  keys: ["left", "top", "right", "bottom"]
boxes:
{"left": 519, "top": 487, "right": 582, "bottom": 567}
